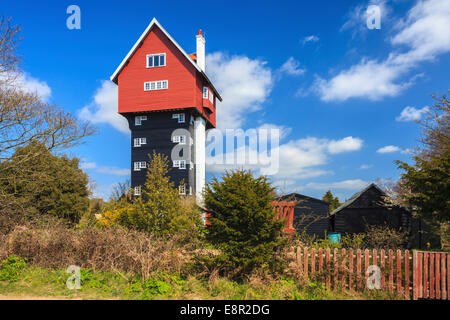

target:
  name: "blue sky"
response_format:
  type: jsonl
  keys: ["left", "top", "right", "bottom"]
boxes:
{"left": 4, "top": 0, "right": 450, "bottom": 201}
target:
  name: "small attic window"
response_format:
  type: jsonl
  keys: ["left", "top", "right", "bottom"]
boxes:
{"left": 147, "top": 53, "right": 166, "bottom": 68}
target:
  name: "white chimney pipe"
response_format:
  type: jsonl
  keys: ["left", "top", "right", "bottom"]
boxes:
{"left": 196, "top": 30, "right": 205, "bottom": 72}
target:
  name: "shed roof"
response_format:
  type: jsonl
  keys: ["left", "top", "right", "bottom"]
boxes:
{"left": 329, "top": 183, "right": 385, "bottom": 216}
{"left": 279, "top": 193, "right": 330, "bottom": 206}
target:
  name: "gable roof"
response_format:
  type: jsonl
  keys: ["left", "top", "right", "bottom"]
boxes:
{"left": 329, "top": 183, "right": 385, "bottom": 216}
{"left": 110, "top": 18, "right": 222, "bottom": 101}
{"left": 279, "top": 193, "right": 330, "bottom": 206}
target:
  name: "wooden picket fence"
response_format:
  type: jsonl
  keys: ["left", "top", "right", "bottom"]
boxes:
{"left": 296, "top": 247, "right": 450, "bottom": 300}
{"left": 413, "top": 251, "right": 450, "bottom": 300}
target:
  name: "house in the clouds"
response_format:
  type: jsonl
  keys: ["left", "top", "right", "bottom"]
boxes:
{"left": 110, "top": 18, "right": 222, "bottom": 202}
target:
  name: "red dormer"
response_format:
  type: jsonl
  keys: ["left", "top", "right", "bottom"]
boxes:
{"left": 110, "top": 18, "right": 222, "bottom": 128}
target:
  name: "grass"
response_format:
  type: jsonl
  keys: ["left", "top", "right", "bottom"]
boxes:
{"left": 0, "top": 265, "right": 403, "bottom": 300}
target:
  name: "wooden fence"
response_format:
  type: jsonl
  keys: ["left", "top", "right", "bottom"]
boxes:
{"left": 296, "top": 247, "right": 450, "bottom": 300}
{"left": 413, "top": 251, "right": 450, "bottom": 300}
{"left": 272, "top": 201, "right": 295, "bottom": 234}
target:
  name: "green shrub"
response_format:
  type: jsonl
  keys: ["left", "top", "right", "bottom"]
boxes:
{"left": 0, "top": 255, "right": 27, "bottom": 282}
{"left": 143, "top": 278, "right": 171, "bottom": 296}
{"left": 204, "top": 170, "right": 285, "bottom": 278}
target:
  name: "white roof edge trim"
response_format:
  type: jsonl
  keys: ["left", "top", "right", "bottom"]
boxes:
{"left": 109, "top": 18, "right": 222, "bottom": 101}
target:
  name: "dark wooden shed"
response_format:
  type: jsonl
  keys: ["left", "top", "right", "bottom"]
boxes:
{"left": 279, "top": 193, "right": 330, "bottom": 238}
{"left": 329, "top": 183, "right": 440, "bottom": 249}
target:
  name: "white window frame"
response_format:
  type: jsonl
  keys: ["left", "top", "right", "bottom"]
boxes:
{"left": 135, "top": 115, "right": 147, "bottom": 126}
{"left": 209, "top": 90, "right": 214, "bottom": 103}
{"left": 179, "top": 185, "right": 186, "bottom": 195}
{"left": 144, "top": 80, "right": 168, "bottom": 92}
{"left": 173, "top": 160, "right": 186, "bottom": 169}
{"left": 146, "top": 53, "right": 166, "bottom": 68}
{"left": 134, "top": 137, "right": 147, "bottom": 147}
{"left": 172, "top": 135, "right": 186, "bottom": 144}
{"left": 134, "top": 186, "right": 141, "bottom": 196}
{"left": 203, "top": 87, "right": 208, "bottom": 99}
{"left": 134, "top": 161, "right": 147, "bottom": 171}
{"left": 172, "top": 113, "right": 185, "bottom": 123}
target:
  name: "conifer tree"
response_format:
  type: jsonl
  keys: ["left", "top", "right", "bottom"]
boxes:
{"left": 204, "top": 170, "right": 284, "bottom": 276}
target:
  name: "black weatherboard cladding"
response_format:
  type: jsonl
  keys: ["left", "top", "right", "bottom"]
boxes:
{"left": 125, "top": 110, "right": 195, "bottom": 193}
{"left": 279, "top": 193, "right": 330, "bottom": 238}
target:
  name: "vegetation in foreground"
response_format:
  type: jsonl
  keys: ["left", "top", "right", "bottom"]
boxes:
{"left": 0, "top": 256, "right": 400, "bottom": 300}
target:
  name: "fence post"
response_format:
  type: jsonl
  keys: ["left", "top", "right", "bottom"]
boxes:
{"left": 341, "top": 249, "right": 346, "bottom": 289}
{"left": 424, "top": 252, "right": 429, "bottom": 299}
{"left": 349, "top": 248, "right": 354, "bottom": 291}
{"left": 297, "top": 247, "right": 302, "bottom": 279}
{"left": 326, "top": 248, "right": 331, "bottom": 290}
{"left": 381, "top": 249, "right": 386, "bottom": 290}
{"left": 441, "top": 253, "right": 446, "bottom": 300}
{"left": 364, "top": 249, "right": 369, "bottom": 291}
{"left": 436, "top": 253, "right": 441, "bottom": 299}
{"left": 405, "top": 250, "right": 410, "bottom": 300}
{"left": 413, "top": 250, "right": 418, "bottom": 300}
{"left": 356, "top": 249, "right": 362, "bottom": 291}
{"left": 447, "top": 254, "right": 450, "bottom": 300}
{"left": 388, "top": 249, "right": 394, "bottom": 293}
{"left": 334, "top": 248, "right": 338, "bottom": 290}
{"left": 418, "top": 252, "right": 423, "bottom": 298}
{"left": 318, "top": 248, "right": 323, "bottom": 274}
{"left": 304, "top": 247, "right": 308, "bottom": 280}
{"left": 430, "top": 253, "right": 435, "bottom": 299}
{"left": 311, "top": 248, "right": 316, "bottom": 279}
{"left": 397, "top": 249, "right": 402, "bottom": 296}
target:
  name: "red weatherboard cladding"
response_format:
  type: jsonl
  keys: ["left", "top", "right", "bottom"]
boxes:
{"left": 117, "top": 25, "right": 216, "bottom": 128}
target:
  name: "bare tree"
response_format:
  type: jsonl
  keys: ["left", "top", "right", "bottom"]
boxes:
{"left": 0, "top": 16, "right": 95, "bottom": 166}
{"left": 0, "top": 16, "right": 96, "bottom": 213}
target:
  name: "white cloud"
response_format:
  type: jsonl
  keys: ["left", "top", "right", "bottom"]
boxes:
{"left": 279, "top": 57, "right": 306, "bottom": 76}
{"left": 78, "top": 80, "right": 129, "bottom": 134}
{"left": 341, "top": 0, "right": 390, "bottom": 34}
{"left": 359, "top": 164, "right": 372, "bottom": 170}
{"left": 207, "top": 135, "right": 363, "bottom": 182}
{"left": 256, "top": 123, "right": 292, "bottom": 140}
{"left": 313, "top": 59, "right": 409, "bottom": 101}
{"left": 327, "top": 136, "right": 363, "bottom": 154}
{"left": 316, "top": 0, "right": 450, "bottom": 102}
{"left": 302, "top": 35, "right": 319, "bottom": 45}
{"left": 80, "top": 160, "right": 130, "bottom": 176}
{"left": 80, "top": 161, "right": 97, "bottom": 170}
{"left": 17, "top": 72, "right": 52, "bottom": 100}
{"left": 376, "top": 145, "right": 401, "bottom": 153}
{"left": 206, "top": 52, "right": 273, "bottom": 129}
{"left": 1, "top": 71, "right": 52, "bottom": 100}
{"left": 396, "top": 106, "right": 429, "bottom": 122}
{"left": 305, "top": 179, "right": 368, "bottom": 191}
{"left": 97, "top": 166, "right": 131, "bottom": 176}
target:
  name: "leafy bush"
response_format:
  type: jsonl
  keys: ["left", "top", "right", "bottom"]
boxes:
{"left": 363, "top": 225, "right": 408, "bottom": 249}
{"left": 0, "top": 142, "right": 90, "bottom": 223}
{"left": 204, "top": 170, "right": 285, "bottom": 278}
{"left": 0, "top": 255, "right": 27, "bottom": 282}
